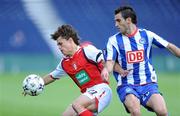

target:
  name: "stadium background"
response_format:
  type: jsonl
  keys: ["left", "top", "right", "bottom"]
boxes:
{"left": 0, "top": 0, "right": 180, "bottom": 116}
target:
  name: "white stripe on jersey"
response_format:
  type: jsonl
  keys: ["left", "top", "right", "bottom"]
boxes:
{"left": 122, "top": 35, "right": 134, "bottom": 85}
{"left": 106, "top": 28, "right": 169, "bottom": 86}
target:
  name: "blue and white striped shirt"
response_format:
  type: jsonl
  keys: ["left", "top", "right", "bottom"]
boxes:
{"left": 106, "top": 28, "right": 169, "bottom": 86}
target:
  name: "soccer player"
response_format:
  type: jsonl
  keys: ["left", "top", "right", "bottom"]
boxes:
{"left": 101, "top": 6, "right": 180, "bottom": 116}
{"left": 39, "top": 24, "right": 112, "bottom": 116}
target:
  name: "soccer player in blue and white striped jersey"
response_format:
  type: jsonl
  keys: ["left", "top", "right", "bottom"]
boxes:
{"left": 101, "top": 6, "right": 180, "bottom": 116}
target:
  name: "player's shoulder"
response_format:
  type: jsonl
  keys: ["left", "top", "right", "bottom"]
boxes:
{"left": 80, "top": 41, "right": 96, "bottom": 49}
{"left": 83, "top": 44, "right": 99, "bottom": 52}
{"left": 138, "top": 28, "right": 155, "bottom": 34}
{"left": 80, "top": 41, "right": 92, "bottom": 47}
{"left": 81, "top": 43, "right": 102, "bottom": 62}
{"left": 109, "top": 32, "right": 120, "bottom": 39}
{"left": 107, "top": 32, "right": 123, "bottom": 46}
{"left": 108, "top": 32, "right": 121, "bottom": 44}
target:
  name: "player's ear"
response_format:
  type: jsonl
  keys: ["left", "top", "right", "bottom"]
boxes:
{"left": 69, "top": 37, "right": 74, "bottom": 43}
{"left": 126, "top": 17, "right": 132, "bottom": 24}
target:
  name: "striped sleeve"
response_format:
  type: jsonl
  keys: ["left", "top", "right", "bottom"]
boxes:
{"left": 106, "top": 36, "right": 118, "bottom": 61}
{"left": 148, "top": 31, "right": 169, "bottom": 48}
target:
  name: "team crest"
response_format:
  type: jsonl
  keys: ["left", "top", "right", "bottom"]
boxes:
{"left": 72, "top": 63, "right": 77, "bottom": 70}
{"left": 125, "top": 88, "right": 132, "bottom": 93}
{"left": 139, "top": 38, "right": 146, "bottom": 44}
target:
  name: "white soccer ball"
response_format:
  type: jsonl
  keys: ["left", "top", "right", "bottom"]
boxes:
{"left": 22, "top": 74, "right": 44, "bottom": 96}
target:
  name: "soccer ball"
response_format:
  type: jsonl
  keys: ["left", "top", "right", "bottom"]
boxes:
{"left": 22, "top": 74, "right": 44, "bottom": 96}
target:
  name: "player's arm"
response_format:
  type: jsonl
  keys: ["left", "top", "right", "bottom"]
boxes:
{"left": 101, "top": 42, "right": 117, "bottom": 79}
{"left": 113, "top": 62, "right": 132, "bottom": 77}
{"left": 105, "top": 60, "right": 115, "bottom": 73}
{"left": 167, "top": 42, "right": 180, "bottom": 58}
{"left": 150, "top": 31, "right": 180, "bottom": 58}
{"left": 101, "top": 60, "right": 115, "bottom": 80}
{"left": 43, "top": 74, "right": 55, "bottom": 85}
{"left": 113, "top": 62, "right": 123, "bottom": 73}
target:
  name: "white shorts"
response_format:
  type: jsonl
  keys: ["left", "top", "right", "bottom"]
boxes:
{"left": 82, "top": 83, "right": 112, "bottom": 113}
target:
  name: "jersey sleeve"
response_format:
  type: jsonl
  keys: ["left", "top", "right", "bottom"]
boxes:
{"left": 83, "top": 44, "right": 104, "bottom": 63}
{"left": 148, "top": 31, "right": 169, "bottom": 48}
{"left": 49, "top": 60, "right": 66, "bottom": 79}
{"left": 105, "top": 36, "right": 118, "bottom": 61}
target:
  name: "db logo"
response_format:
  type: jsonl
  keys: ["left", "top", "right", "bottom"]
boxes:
{"left": 126, "top": 50, "right": 144, "bottom": 63}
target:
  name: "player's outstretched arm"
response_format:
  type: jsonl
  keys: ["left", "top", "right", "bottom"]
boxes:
{"left": 167, "top": 43, "right": 180, "bottom": 58}
{"left": 43, "top": 75, "right": 55, "bottom": 85}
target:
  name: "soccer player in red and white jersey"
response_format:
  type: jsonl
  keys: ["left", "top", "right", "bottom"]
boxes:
{"left": 101, "top": 6, "right": 180, "bottom": 116}
{"left": 42, "top": 24, "right": 112, "bottom": 116}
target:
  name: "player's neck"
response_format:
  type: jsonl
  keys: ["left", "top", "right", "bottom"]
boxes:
{"left": 69, "top": 45, "right": 79, "bottom": 57}
{"left": 126, "top": 24, "right": 137, "bottom": 37}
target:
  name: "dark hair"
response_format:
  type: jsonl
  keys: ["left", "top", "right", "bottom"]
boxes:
{"left": 115, "top": 6, "right": 137, "bottom": 24}
{"left": 51, "top": 24, "right": 80, "bottom": 45}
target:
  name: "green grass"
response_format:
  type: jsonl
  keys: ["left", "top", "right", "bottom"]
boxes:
{"left": 0, "top": 72, "right": 180, "bottom": 116}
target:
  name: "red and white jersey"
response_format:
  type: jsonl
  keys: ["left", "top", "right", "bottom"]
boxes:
{"left": 50, "top": 45, "right": 107, "bottom": 93}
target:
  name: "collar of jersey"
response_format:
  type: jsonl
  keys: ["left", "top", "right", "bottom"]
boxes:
{"left": 126, "top": 27, "right": 138, "bottom": 38}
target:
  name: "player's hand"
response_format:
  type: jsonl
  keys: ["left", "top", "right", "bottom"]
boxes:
{"left": 120, "top": 69, "right": 132, "bottom": 77}
{"left": 101, "top": 67, "right": 109, "bottom": 82}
